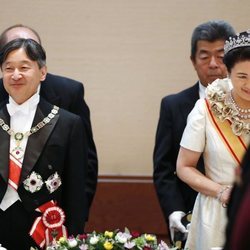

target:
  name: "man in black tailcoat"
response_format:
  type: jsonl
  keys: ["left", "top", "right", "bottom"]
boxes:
{"left": 0, "top": 24, "right": 98, "bottom": 217}
{"left": 0, "top": 38, "right": 88, "bottom": 249}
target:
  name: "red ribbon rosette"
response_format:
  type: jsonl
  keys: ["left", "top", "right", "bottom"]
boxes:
{"left": 29, "top": 201, "right": 68, "bottom": 248}
{"left": 42, "top": 206, "right": 66, "bottom": 228}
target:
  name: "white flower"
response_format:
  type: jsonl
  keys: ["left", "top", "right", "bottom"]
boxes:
{"left": 23, "top": 171, "right": 43, "bottom": 193}
{"left": 115, "top": 232, "right": 131, "bottom": 244}
{"left": 45, "top": 172, "right": 62, "bottom": 193}
{"left": 89, "top": 235, "right": 99, "bottom": 245}
{"left": 124, "top": 241, "right": 136, "bottom": 249}
{"left": 157, "top": 240, "right": 171, "bottom": 250}
{"left": 68, "top": 238, "right": 78, "bottom": 247}
{"left": 79, "top": 244, "right": 88, "bottom": 250}
{"left": 46, "top": 247, "right": 57, "bottom": 250}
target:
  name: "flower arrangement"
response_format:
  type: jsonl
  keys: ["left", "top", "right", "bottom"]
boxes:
{"left": 44, "top": 228, "right": 177, "bottom": 250}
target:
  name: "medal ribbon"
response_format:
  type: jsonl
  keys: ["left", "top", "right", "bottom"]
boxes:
{"left": 29, "top": 200, "right": 68, "bottom": 248}
{"left": 8, "top": 153, "right": 22, "bottom": 190}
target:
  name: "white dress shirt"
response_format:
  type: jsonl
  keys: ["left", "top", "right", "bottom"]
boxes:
{"left": 199, "top": 81, "right": 206, "bottom": 99}
{"left": 0, "top": 91, "right": 40, "bottom": 211}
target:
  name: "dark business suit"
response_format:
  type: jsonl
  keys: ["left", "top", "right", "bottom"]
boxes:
{"left": 0, "top": 73, "right": 98, "bottom": 217}
{"left": 226, "top": 180, "right": 250, "bottom": 249}
{"left": 0, "top": 98, "right": 88, "bottom": 250}
{"left": 153, "top": 82, "right": 204, "bottom": 224}
{"left": 224, "top": 147, "right": 250, "bottom": 249}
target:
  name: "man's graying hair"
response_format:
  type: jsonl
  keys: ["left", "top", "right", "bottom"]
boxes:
{"left": 191, "top": 20, "right": 236, "bottom": 60}
{"left": 0, "top": 24, "right": 41, "bottom": 50}
{"left": 0, "top": 38, "right": 46, "bottom": 68}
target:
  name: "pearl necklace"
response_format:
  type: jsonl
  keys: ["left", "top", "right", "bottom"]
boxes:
{"left": 229, "top": 91, "right": 250, "bottom": 120}
{"left": 0, "top": 105, "right": 59, "bottom": 159}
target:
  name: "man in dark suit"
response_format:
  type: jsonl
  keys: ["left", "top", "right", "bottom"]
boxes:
{"left": 224, "top": 146, "right": 250, "bottom": 249}
{"left": 0, "top": 24, "right": 98, "bottom": 218}
{"left": 153, "top": 20, "right": 235, "bottom": 247}
{"left": 0, "top": 38, "right": 88, "bottom": 249}
{"left": 228, "top": 183, "right": 250, "bottom": 249}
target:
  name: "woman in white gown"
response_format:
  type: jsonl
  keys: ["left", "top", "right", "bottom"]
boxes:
{"left": 176, "top": 30, "right": 250, "bottom": 250}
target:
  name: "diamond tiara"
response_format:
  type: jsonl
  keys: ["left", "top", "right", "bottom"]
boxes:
{"left": 224, "top": 30, "right": 250, "bottom": 55}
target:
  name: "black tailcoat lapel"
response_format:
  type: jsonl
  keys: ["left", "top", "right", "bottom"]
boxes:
{"left": 0, "top": 106, "right": 10, "bottom": 202}
{"left": 0, "top": 106, "right": 10, "bottom": 183}
{"left": 20, "top": 99, "right": 59, "bottom": 184}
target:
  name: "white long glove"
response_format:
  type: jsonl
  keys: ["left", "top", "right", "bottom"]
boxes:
{"left": 168, "top": 211, "right": 188, "bottom": 242}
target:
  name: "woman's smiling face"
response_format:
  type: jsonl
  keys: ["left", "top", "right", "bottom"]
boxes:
{"left": 230, "top": 60, "right": 250, "bottom": 108}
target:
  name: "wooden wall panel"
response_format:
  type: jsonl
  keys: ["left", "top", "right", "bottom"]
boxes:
{"left": 1, "top": 1, "right": 249, "bottom": 176}
{"left": 85, "top": 176, "right": 168, "bottom": 242}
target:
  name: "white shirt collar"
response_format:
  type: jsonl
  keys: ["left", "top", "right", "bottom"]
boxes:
{"left": 198, "top": 81, "right": 206, "bottom": 99}
{"left": 7, "top": 88, "right": 40, "bottom": 116}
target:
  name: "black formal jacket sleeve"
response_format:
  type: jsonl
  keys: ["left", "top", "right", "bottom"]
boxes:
{"left": 0, "top": 73, "right": 98, "bottom": 218}
{"left": 153, "top": 83, "right": 203, "bottom": 222}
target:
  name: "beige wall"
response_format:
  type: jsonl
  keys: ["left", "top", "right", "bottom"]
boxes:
{"left": 0, "top": 0, "right": 249, "bottom": 175}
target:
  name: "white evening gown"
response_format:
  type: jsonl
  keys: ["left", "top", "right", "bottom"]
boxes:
{"left": 180, "top": 98, "right": 250, "bottom": 250}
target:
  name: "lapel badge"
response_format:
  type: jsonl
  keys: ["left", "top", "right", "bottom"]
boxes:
{"left": 45, "top": 172, "right": 62, "bottom": 193}
{"left": 23, "top": 171, "right": 44, "bottom": 193}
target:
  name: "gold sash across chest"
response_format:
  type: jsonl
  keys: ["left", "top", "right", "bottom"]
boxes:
{"left": 205, "top": 99, "right": 247, "bottom": 166}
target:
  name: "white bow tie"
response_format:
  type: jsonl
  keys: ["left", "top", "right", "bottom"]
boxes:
{"left": 7, "top": 102, "right": 30, "bottom": 116}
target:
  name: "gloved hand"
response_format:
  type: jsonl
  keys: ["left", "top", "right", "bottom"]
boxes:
{"left": 0, "top": 244, "right": 7, "bottom": 250}
{"left": 168, "top": 211, "right": 188, "bottom": 242}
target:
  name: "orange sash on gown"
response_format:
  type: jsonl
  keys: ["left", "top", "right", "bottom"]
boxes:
{"left": 205, "top": 98, "right": 247, "bottom": 166}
